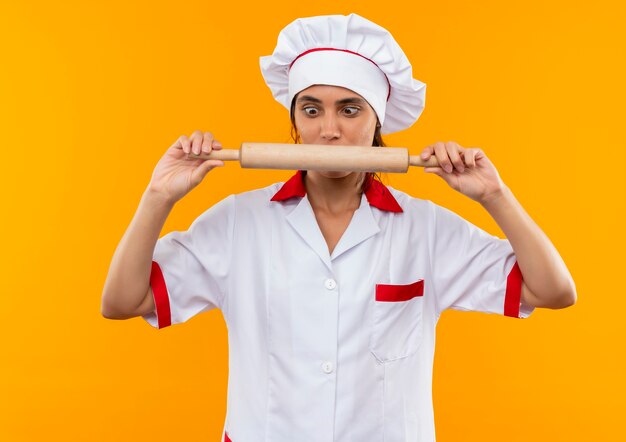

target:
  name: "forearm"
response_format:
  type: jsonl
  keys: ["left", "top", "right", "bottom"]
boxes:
{"left": 481, "top": 186, "right": 576, "bottom": 308}
{"left": 101, "top": 188, "right": 175, "bottom": 317}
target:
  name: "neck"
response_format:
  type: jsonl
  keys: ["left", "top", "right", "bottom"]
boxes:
{"left": 304, "top": 171, "right": 364, "bottom": 214}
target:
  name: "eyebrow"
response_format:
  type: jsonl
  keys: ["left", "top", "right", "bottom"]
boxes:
{"left": 296, "top": 95, "right": 367, "bottom": 106}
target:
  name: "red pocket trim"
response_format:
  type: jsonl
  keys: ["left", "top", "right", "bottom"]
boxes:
{"left": 224, "top": 431, "right": 232, "bottom": 442}
{"left": 376, "top": 279, "right": 424, "bottom": 302}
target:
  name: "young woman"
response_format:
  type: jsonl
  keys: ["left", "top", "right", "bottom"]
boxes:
{"left": 101, "top": 13, "right": 575, "bottom": 442}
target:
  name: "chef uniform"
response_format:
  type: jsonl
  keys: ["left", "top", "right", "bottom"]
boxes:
{"left": 142, "top": 13, "right": 535, "bottom": 442}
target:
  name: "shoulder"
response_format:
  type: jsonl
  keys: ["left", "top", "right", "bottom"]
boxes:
{"left": 187, "top": 182, "right": 282, "bottom": 228}
{"left": 387, "top": 186, "right": 472, "bottom": 221}
{"left": 232, "top": 182, "right": 284, "bottom": 208}
{"left": 203, "top": 180, "right": 296, "bottom": 223}
{"left": 385, "top": 185, "right": 433, "bottom": 217}
{"left": 384, "top": 185, "right": 479, "bottom": 236}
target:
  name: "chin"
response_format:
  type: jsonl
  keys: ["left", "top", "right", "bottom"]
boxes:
{"left": 317, "top": 170, "right": 353, "bottom": 179}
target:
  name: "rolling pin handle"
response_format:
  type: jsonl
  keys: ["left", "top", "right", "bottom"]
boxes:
{"left": 408, "top": 155, "right": 440, "bottom": 168}
{"left": 187, "top": 149, "right": 241, "bottom": 162}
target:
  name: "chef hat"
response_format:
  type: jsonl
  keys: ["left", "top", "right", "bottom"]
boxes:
{"left": 260, "top": 13, "right": 426, "bottom": 134}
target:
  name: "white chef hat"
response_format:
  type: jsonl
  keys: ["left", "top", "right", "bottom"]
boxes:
{"left": 259, "top": 13, "right": 426, "bottom": 135}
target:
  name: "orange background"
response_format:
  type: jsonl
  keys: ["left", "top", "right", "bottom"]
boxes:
{"left": 1, "top": 1, "right": 624, "bottom": 440}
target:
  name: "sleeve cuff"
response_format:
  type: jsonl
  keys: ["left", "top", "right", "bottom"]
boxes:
{"left": 504, "top": 261, "right": 534, "bottom": 319}
{"left": 142, "top": 260, "right": 172, "bottom": 329}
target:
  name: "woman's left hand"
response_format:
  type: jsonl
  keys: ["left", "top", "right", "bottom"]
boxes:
{"left": 420, "top": 141, "right": 506, "bottom": 204}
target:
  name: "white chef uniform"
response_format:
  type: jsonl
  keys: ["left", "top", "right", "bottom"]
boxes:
{"left": 142, "top": 12, "right": 535, "bottom": 442}
{"left": 142, "top": 171, "right": 534, "bottom": 442}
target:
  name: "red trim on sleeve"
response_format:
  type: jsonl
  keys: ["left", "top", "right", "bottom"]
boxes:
{"left": 150, "top": 261, "right": 172, "bottom": 328}
{"left": 376, "top": 279, "right": 424, "bottom": 302}
{"left": 504, "top": 261, "right": 523, "bottom": 318}
{"left": 224, "top": 431, "right": 232, "bottom": 442}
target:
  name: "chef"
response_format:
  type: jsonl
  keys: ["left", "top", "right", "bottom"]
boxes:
{"left": 101, "top": 13, "right": 576, "bottom": 442}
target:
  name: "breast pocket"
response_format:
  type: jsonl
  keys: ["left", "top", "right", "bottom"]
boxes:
{"left": 370, "top": 279, "right": 424, "bottom": 363}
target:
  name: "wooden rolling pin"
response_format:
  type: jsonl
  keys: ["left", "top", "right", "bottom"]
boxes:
{"left": 187, "top": 142, "right": 439, "bottom": 173}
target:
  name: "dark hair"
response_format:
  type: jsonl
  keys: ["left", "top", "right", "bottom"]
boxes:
{"left": 289, "top": 96, "right": 385, "bottom": 192}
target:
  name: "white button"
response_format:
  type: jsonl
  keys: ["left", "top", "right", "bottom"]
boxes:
{"left": 322, "top": 361, "right": 334, "bottom": 374}
{"left": 325, "top": 278, "right": 337, "bottom": 290}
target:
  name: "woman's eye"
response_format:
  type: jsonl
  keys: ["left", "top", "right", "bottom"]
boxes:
{"left": 342, "top": 106, "right": 360, "bottom": 116}
{"left": 303, "top": 107, "right": 318, "bottom": 116}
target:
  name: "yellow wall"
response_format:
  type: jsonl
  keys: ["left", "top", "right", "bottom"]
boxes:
{"left": 1, "top": 1, "right": 624, "bottom": 440}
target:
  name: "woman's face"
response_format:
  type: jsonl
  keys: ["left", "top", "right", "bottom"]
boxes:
{"left": 293, "top": 85, "right": 378, "bottom": 147}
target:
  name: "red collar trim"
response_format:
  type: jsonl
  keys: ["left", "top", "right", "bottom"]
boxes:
{"left": 270, "top": 171, "right": 403, "bottom": 213}
{"left": 270, "top": 170, "right": 307, "bottom": 201}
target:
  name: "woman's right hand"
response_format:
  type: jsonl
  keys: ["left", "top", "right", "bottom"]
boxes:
{"left": 147, "top": 130, "right": 225, "bottom": 205}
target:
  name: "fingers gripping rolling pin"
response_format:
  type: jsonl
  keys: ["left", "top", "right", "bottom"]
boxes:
{"left": 188, "top": 143, "right": 439, "bottom": 172}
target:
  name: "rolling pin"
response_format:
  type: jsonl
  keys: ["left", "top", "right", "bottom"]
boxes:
{"left": 187, "top": 142, "right": 439, "bottom": 173}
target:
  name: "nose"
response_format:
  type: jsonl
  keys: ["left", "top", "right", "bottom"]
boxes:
{"left": 320, "top": 114, "right": 341, "bottom": 141}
